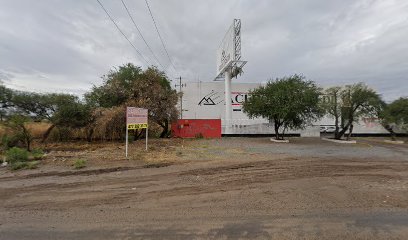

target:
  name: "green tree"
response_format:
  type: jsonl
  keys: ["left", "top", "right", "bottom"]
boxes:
{"left": 11, "top": 92, "right": 91, "bottom": 141}
{"left": 4, "top": 115, "right": 33, "bottom": 151}
{"left": 321, "top": 86, "right": 342, "bottom": 137}
{"left": 0, "top": 84, "right": 14, "bottom": 121}
{"left": 85, "top": 63, "right": 179, "bottom": 138}
{"left": 85, "top": 63, "right": 142, "bottom": 108}
{"left": 137, "top": 67, "right": 179, "bottom": 138}
{"left": 323, "top": 83, "right": 384, "bottom": 140}
{"left": 243, "top": 75, "right": 322, "bottom": 140}
{"left": 380, "top": 97, "right": 408, "bottom": 140}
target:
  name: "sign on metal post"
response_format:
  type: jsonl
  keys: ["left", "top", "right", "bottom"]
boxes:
{"left": 215, "top": 19, "right": 246, "bottom": 81}
{"left": 214, "top": 19, "right": 247, "bottom": 132}
{"left": 126, "top": 107, "right": 148, "bottom": 158}
{"left": 216, "top": 22, "right": 235, "bottom": 77}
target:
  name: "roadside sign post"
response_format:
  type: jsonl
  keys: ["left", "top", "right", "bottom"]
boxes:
{"left": 126, "top": 107, "right": 148, "bottom": 158}
{"left": 125, "top": 126, "right": 129, "bottom": 157}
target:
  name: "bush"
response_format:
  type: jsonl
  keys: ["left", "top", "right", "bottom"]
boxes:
{"left": 31, "top": 148, "right": 44, "bottom": 160}
{"left": 3, "top": 115, "right": 33, "bottom": 151}
{"left": 27, "top": 161, "right": 39, "bottom": 169}
{"left": 6, "top": 147, "right": 29, "bottom": 164}
{"left": 91, "top": 107, "right": 126, "bottom": 141}
{"left": 48, "top": 127, "right": 72, "bottom": 142}
{"left": 1, "top": 134, "right": 23, "bottom": 151}
{"left": 11, "top": 161, "right": 28, "bottom": 170}
{"left": 73, "top": 159, "right": 87, "bottom": 169}
{"left": 10, "top": 161, "right": 39, "bottom": 171}
{"left": 1, "top": 134, "right": 11, "bottom": 150}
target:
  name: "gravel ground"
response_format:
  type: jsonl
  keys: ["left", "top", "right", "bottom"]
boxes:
{"left": 0, "top": 137, "right": 408, "bottom": 239}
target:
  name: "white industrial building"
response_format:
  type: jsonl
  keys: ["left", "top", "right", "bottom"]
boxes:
{"left": 181, "top": 81, "right": 389, "bottom": 136}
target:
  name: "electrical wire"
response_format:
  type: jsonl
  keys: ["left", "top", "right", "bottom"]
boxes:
{"left": 144, "top": 0, "right": 177, "bottom": 73}
{"left": 121, "top": 0, "right": 166, "bottom": 70}
{"left": 96, "top": 0, "right": 151, "bottom": 66}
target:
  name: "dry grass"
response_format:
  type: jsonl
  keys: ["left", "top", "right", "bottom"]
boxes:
{"left": 0, "top": 122, "right": 51, "bottom": 139}
{"left": 35, "top": 138, "right": 191, "bottom": 169}
{"left": 142, "top": 146, "right": 179, "bottom": 166}
{"left": 91, "top": 107, "right": 126, "bottom": 141}
{"left": 26, "top": 122, "right": 52, "bottom": 139}
{"left": 0, "top": 125, "right": 6, "bottom": 137}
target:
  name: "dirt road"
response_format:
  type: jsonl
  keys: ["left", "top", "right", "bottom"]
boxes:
{"left": 1, "top": 138, "right": 408, "bottom": 239}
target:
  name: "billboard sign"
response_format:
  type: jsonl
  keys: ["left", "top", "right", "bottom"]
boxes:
{"left": 216, "top": 21, "right": 236, "bottom": 76}
{"left": 126, "top": 107, "right": 148, "bottom": 156}
{"left": 126, "top": 107, "right": 148, "bottom": 129}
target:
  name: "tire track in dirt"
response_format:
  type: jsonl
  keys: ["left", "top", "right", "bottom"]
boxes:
{"left": 149, "top": 158, "right": 406, "bottom": 198}
{"left": 0, "top": 167, "right": 140, "bottom": 182}
{"left": 2, "top": 157, "right": 408, "bottom": 210}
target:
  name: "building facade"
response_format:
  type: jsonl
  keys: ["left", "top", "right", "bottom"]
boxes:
{"left": 181, "top": 81, "right": 388, "bottom": 136}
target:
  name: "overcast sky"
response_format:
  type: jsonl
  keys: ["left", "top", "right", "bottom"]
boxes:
{"left": 0, "top": 0, "right": 407, "bottom": 101}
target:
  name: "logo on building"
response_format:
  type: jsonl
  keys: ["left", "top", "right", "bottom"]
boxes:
{"left": 198, "top": 90, "right": 250, "bottom": 111}
{"left": 198, "top": 97, "right": 216, "bottom": 106}
{"left": 198, "top": 90, "right": 223, "bottom": 106}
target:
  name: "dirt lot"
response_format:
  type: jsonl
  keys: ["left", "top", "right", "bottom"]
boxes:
{"left": 1, "top": 137, "right": 408, "bottom": 239}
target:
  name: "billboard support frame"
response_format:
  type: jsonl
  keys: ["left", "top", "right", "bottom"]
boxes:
{"left": 215, "top": 19, "right": 247, "bottom": 81}
{"left": 214, "top": 60, "right": 247, "bottom": 81}
{"left": 214, "top": 19, "right": 247, "bottom": 130}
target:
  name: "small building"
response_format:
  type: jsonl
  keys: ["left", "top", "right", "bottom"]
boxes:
{"left": 177, "top": 81, "right": 388, "bottom": 137}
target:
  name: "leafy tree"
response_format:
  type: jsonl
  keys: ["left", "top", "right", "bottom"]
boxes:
{"left": 0, "top": 84, "right": 14, "bottom": 121}
{"left": 243, "top": 75, "right": 322, "bottom": 140}
{"left": 321, "top": 86, "right": 342, "bottom": 137}
{"left": 11, "top": 92, "right": 91, "bottom": 141}
{"left": 4, "top": 115, "right": 33, "bottom": 151}
{"left": 380, "top": 97, "right": 408, "bottom": 140}
{"left": 322, "top": 83, "right": 384, "bottom": 140}
{"left": 12, "top": 92, "right": 74, "bottom": 119}
{"left": 136, "top": 67, "right": 179, "bottom": 138}
{"left": 85, "top": 63, "right": 179, "bottom": 138}
{"left": 85, "top": 63, "right": 142, "bottom": 108}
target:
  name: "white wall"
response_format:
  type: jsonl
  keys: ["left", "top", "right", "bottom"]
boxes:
{"left": 182, "top": 81, "right": 263, "bottom": 121}
{"left": 181, "top": 81, "right": 388, "bottom": 135}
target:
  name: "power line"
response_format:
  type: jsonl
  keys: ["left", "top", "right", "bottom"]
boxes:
{"left": 121, "top": 0, "right": 166, "bottom": 70}
{"left": 144, "top": 0, "right": 177, "bottom": 73}
{"left": 96, "top": 0, "right": 151, "bottom": 66}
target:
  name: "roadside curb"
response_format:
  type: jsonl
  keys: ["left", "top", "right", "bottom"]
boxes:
{"left": 270, "top": 138, "right": 289, "bottom": 143}
{"left": 321, "top": 138, "right": 356, "bottom": 144}
{"left": 384, "top": 140, "right": 405, "bottom": 144}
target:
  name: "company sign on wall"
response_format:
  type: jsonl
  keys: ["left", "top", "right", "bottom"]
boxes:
{"left": 182, "top": 82, "right": 263, "bottom": 120}
{"left": 198, "top": 90, "right": 249, "bottom": 110}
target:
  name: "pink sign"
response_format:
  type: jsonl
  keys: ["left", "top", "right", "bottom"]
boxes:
{"left": 127, "top": 107, "right": 148, "bottom": 125}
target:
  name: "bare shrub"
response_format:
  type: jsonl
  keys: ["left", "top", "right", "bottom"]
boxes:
{"left": 91, "top": 106, "right": 126, "bottom": 141}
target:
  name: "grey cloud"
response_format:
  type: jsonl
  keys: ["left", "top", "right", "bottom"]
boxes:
{"left": 0, "top": 0, "right": 407, "bottom": 100}
{"left": 0, "top": 70, "right": 13, "bottom": 82}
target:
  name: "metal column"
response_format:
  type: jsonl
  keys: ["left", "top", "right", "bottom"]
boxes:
{"left": 224, "top": 69, "right": 232, "bottom": 129}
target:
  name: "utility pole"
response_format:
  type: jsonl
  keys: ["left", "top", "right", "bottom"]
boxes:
{"left": 174, "top": 76, "right": 186, "bottom": 119}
